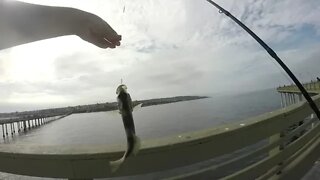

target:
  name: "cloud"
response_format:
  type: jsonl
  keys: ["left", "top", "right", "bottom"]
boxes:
{"left": 0, "top": 0, "right": 319, "bottom": 112}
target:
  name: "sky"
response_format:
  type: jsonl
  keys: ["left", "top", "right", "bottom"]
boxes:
{"left": 0, "top": 0, "right": 320, "bottom": 112}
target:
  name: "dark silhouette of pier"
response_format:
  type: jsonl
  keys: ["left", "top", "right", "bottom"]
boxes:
{"left": 0, "top": 112, "right": 71, "bottom": 138}
{"left": 0, "top": 96, "right": 206, "bottom": 139}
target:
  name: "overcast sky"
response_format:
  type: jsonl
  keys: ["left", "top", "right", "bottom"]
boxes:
{"left": 0, "top": 0, "right": 319, "bottom": 112}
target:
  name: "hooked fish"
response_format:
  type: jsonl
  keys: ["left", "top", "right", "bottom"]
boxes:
{"left": 110, "top": 84, "right": 140, "bottom": 172}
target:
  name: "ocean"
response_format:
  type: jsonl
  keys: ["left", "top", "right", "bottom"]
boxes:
{"left": 0, "top": 88, "right": 281, "bottom": 146}
{"left": 0, "top": 88, "right": 317, "bottom": 179}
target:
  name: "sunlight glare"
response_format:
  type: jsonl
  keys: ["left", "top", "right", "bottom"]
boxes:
{"left": 6, "top": 41, "right": 57, "bottom": 82}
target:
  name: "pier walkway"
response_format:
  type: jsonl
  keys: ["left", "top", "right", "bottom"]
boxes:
{"left": 277, "top": 80, "right": 320, "bottom": 94}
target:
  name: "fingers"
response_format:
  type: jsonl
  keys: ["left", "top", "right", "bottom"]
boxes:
{"left": 76, "top": 12, "right": 122, "bottom": 49}
{"left": 107, "top": 35, "right": 121, "bottom": 46}
{"left": 98, "top": 38, "right": 116, "bottom": 49}
{"left": 89, "top": 29, "right": 121, "bottom": 49}
{"left": 100, "top": 21, "right": 122, "bottom": 47}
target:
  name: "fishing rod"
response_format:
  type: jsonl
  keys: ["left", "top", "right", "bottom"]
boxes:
{"left": 206, "top": 0, "right": 320, "bottom": 120}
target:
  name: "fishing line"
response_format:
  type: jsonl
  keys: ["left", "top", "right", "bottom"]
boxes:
{"left": 121, "top": 0, "right": 126, "bottom": 13}
{"left": 231, "top": 1, "right": 292, "bottom": 85}
{"left": 215, "top": 1, "right": 291, "bottom": 85}
{"left": 206, "top": 0, "right": 320, "bottom": 120}
{"left": 266, "top": 53, "right": 293, "bottom": 84}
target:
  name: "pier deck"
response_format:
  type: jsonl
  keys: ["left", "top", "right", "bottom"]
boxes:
{"left": 277, "top": 80, "right": 320, "bottom": 94}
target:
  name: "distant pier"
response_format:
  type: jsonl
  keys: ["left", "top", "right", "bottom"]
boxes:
{"left": 277, "top": 80, "right": 320, "bottom": 107}
{"left": 0, "top": 113, "right": 71, "bottom": 139}
{"left": 0, "top": 96, "right": 206, "bottom": 139}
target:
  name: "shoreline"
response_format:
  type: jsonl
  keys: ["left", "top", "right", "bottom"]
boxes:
{"left": 0, "top": 96, "right": 209, "bottom": 118}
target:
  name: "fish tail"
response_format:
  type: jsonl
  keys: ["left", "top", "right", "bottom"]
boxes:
{"left": 109, "top": 156, "right": 125, "bottom": 173}
{"left": 133, "top": 135, "right": 141, "bottom": 156}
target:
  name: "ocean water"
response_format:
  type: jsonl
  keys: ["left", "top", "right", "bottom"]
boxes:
{"left": 0, "top": 88, "right": 318, "bottom": 179}
{"left": 0, "top": 88, "right": 296, "bottom": 179}
{"left": 0, "top": 88, "right": 281, "bottom": 146}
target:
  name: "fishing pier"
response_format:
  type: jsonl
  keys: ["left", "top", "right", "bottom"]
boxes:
{"left": 0, "top": 113, "right": 71, "bottom": 139}
{"left": 277, "top": 80, "right": 320, "bottom": 107}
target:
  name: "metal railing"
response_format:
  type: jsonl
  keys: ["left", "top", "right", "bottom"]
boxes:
{"left": 277, "top": 80, "right": 320, "bottom": 94}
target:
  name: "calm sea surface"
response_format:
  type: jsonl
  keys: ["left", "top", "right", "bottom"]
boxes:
{"left": 0, "top": 88, "right": 281, "bottom": 145}
{"left": 0, "top": 88, "right": 317, "bottom": 179}
{"left": 0, "top": 89, "right": 320, "bottom": 180}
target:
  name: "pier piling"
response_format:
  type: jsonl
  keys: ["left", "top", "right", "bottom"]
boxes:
{"left": 10, "top": 123, "right": 13, "bottom": 135}
{"left": 23, "top": 121, "right": 27, "bottom": 131}
{"left": 5, "top": 124, "right": 8, "bottom": 136}
{"left": 2, "top": 125, "right": 4, "bottom": 138}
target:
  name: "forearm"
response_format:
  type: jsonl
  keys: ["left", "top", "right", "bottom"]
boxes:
{"left": 0, "top": 0, "right": 79, "bottom": 49}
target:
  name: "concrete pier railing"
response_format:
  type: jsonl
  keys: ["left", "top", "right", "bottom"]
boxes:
{"left": 277, "top": 80, "right": 320, "bottom": 94}
{"left": 0, "top": 91, "right": 319, "bottom": 179}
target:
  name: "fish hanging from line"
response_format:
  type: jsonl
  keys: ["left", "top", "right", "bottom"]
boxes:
{"left": 109, "top": 84, "right": 141, "bottom": 172}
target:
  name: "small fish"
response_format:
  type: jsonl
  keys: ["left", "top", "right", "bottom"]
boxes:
{"left": 110, "top": 84, "right": 140, "bottom": 172}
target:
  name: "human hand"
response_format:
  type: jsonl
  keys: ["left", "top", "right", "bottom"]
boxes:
{"left": 74, "top": 11, "right": 122, "bottom": 49}
{"left": 0, "top": 1, "right": 122, "bottom": 50}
